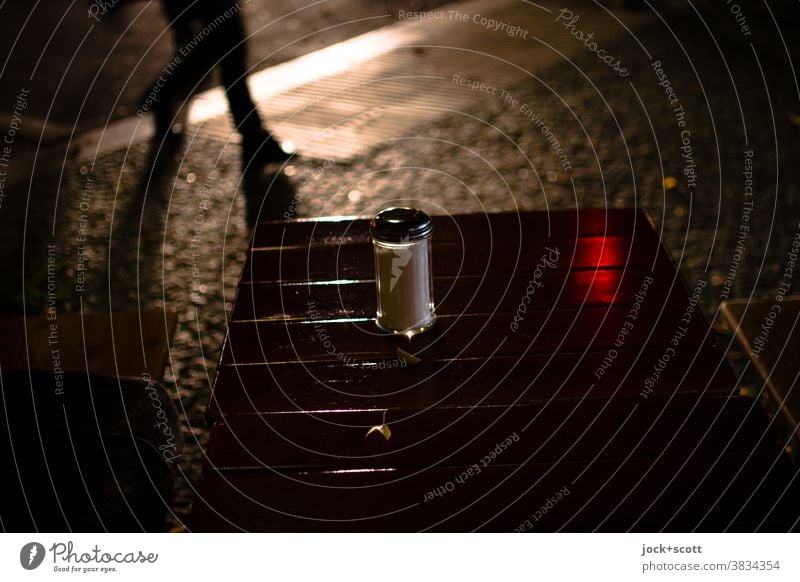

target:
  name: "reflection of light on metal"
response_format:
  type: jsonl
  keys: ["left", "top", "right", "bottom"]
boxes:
{"left": 663, "top": 176, "right": 678, "bottom": 190}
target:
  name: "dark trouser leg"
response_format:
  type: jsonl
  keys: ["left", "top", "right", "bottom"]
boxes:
{"left": 148, "top": 2, "right": 204, "bottom": 136}
{"left": 216, "top": 11, "right": 265, "bottom": 140}
{"left": 154, "top": 1, "right": 288, "bottom": 167}
{"left": 213, "top": 9, "right": 290, "bottom": 167}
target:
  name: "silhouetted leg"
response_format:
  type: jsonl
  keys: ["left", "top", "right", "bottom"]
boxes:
{"left": 146, "top": 0, "right": 290, "bottom": 178}
{"left": 216, "top": 13, "right": 264, "bottom": 139}
{"left": 215, "top": 10, "right": 290, "bottom": 170}
{"left": 145, "top": 1, "right": 201, "bottom": 139}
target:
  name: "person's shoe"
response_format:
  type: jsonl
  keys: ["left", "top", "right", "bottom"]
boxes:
{"left": 242, "top": 131, "right": 292, "bottom": 172}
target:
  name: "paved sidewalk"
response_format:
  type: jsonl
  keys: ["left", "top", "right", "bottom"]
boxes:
{"left": 79, "top": 0, "right": 657, "bottom": 161}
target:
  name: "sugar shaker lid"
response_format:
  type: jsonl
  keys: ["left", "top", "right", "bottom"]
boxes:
{"left": 370, "top": 207, "right": 433, "bottom": 243}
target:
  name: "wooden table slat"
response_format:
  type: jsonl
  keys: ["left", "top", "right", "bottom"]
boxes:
{"left": 205, "top": 395, "right": 769, "bottom": 471}
{"left": 242, "top": 233, "right": 668, "bottom": 284}
{"left": 251, "top": 208, "right": 651, "bottom": 249}
{"left": 191, "top": 450, "right": 796, "bottom": 532}
{"left": 233, "top": 265, "right": 686, "bottom": 322}
{"left": 221, "top": 303, "right": 714, "bottom": 365}
{"left": 209, "top": 344, "right": 734, "bottom": 419}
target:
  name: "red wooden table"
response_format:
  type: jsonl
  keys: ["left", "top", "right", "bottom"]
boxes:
{"left": 191, "top": 209, "right": 798, "bottom": 531}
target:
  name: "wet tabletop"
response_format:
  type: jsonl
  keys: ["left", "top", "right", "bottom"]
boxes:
{"left": 191, "top": 209, "right": 797, "bottom": 532}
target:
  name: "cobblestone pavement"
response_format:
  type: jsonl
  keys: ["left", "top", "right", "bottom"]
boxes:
{"left": 1, "top": 0, "right": 799, "bottom": 529}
